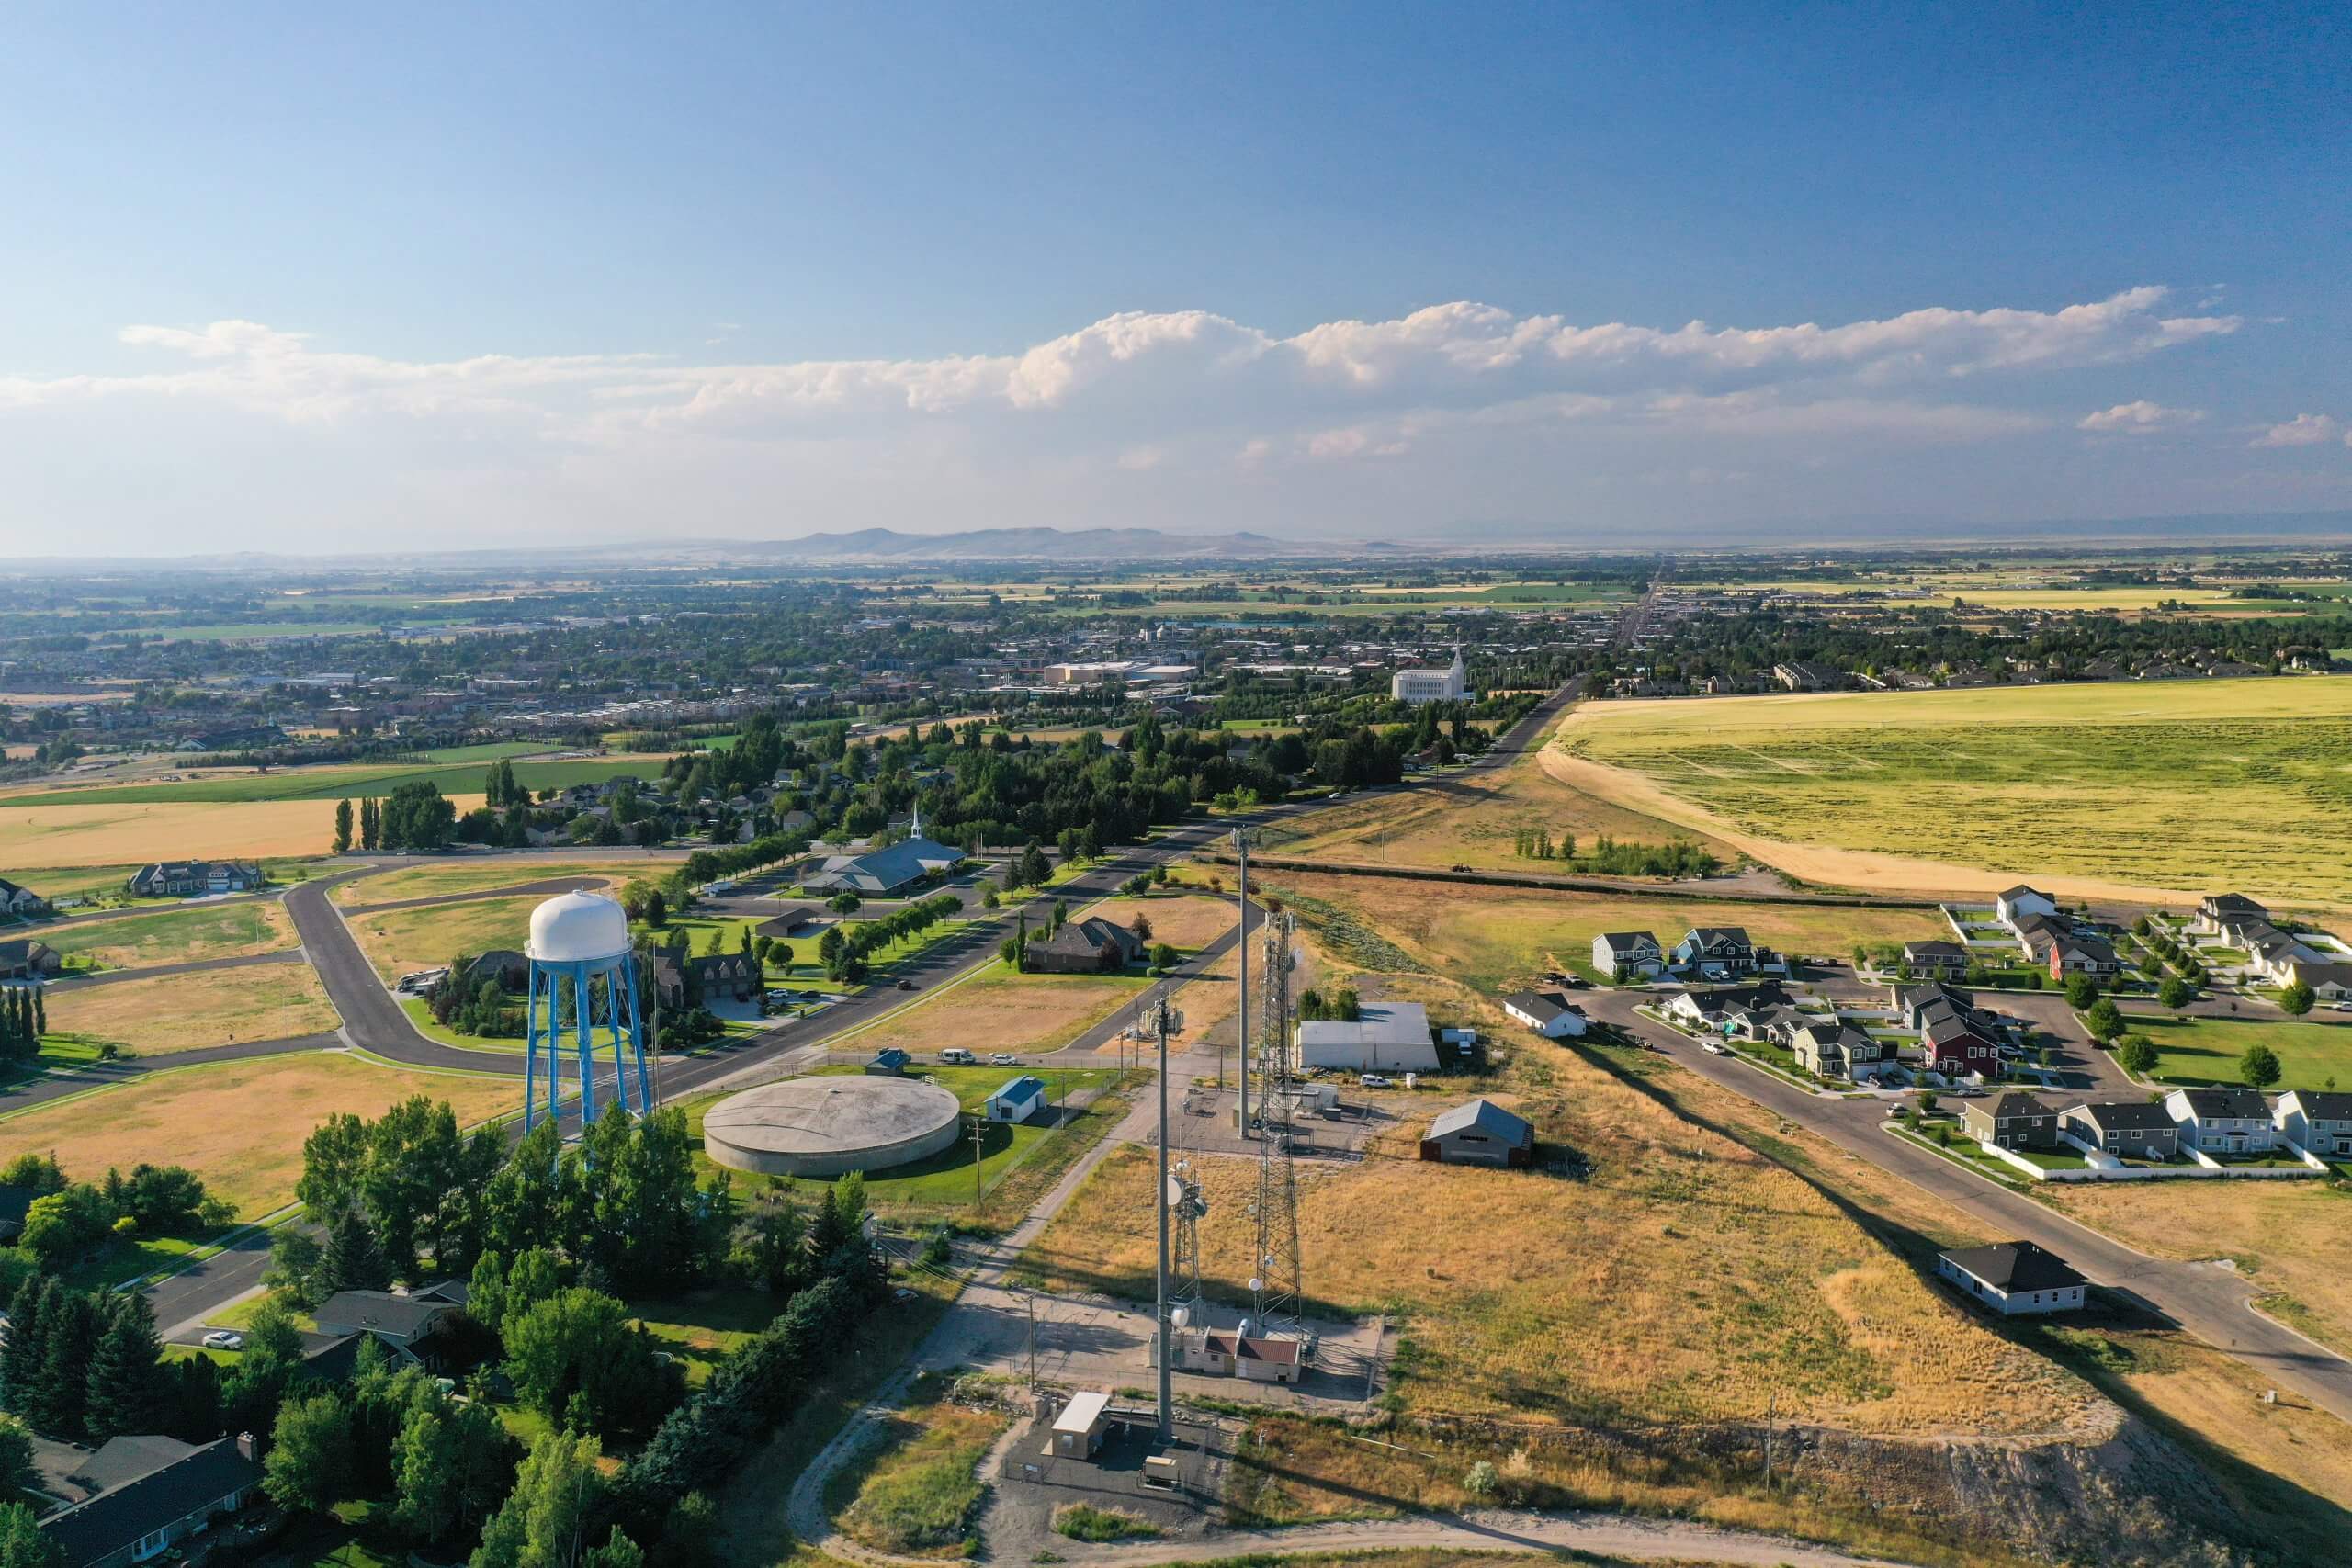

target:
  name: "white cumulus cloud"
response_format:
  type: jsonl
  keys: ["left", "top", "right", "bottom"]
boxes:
{"left": 2077, "top": 400, "right": 2204, "bottom": 434}
{"left": 2252, "top": 412, "right": 2345, "bottom": 447}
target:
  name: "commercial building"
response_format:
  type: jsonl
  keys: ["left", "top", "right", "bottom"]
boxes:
{"left": 1295, "top": 1000, "right": 1439, "bottom": 1073}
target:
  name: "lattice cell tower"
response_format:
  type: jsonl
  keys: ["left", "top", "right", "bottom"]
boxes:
{"left": 1248, "top": 911, "right": 1304, "bottom": 1338}
{"left": 523, "top": 891, "right": 653, "bottom": 1133}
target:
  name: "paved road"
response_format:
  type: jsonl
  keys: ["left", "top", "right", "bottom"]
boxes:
{"left": 49, "top": 949, "right": 308, "bottom": 992}
{"left": 1583, "top": 988, "right": 2352, "bottom": 1425}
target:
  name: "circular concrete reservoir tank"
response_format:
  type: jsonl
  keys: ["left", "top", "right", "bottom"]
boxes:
{"left": 702, "top": 1076, "right": 963, "bottom": 1178}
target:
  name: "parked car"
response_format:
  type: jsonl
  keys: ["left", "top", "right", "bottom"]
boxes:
{"left": 1359, "top": 1073, "right": 1392, "bottom": 1088}
{"left": 896, "top": 978, "right": 919, "bottom": 990}
{"left": 940, "top": 1047, "right": 977, "bottom": 1065}
{"left": 989, "top": 1052, "right": 1018, "bottom": 1066}
{"left": 200, "top": 1330, "right": 244, "bottom": 1351}
{"left": 1701, "top": 1041, "right": 1724, "bottom": 1055}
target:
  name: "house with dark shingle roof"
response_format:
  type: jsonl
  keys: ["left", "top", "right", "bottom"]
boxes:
{"left": 1936, "top": 1241, "right": 2087, "bottom": 1316}
{"left": 2163, "top": 1088, "right": 2277, "bottom": 1155}
{"left": 1902, "top": 940, "right": 1969, "bottom": 975}
{"left": 1500, "top": 990, "right": 1588, "bottom": 1038}
{"left": 40, "top": 1434, "right": 260, "bottom": 1568}
{"left": 2273, "top": 1090, "right": 2352, "bottom": 1157}
{"left": 2058, "top": 1100, "right": 2181, "bottom": 1160}
{"left": 1962, "top": 1091, "right": 2058, "bottom": 1150}
{"left": 1591, "top": 931, "right": 1663, "bottom": 977}
{"left": 1025, "top": 917, "right": 1145, "bottom": 975}
{"left": 1670, "top": 926, "right": 1755, "bottom": 977}
{"left": 0, "top": 938, "right": 61, "bottom": 980}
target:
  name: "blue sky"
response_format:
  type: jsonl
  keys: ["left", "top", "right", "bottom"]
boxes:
{"left": 3, "top": 2, "right": 2347, "bottom": 554}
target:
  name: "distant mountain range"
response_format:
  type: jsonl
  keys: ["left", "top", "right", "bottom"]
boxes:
{"left": 738, "top": 526, "right": 1383, "bottom": 561}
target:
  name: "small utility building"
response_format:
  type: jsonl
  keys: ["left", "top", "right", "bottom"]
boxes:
{"left": 1295, "top": 1000, "right": 1439, "bottom": 1073}
{"left": 986, "top": 1075, "right": 1048, "bottom": 1124}
{"left": 1936, "top": 1240, "right": 2087, "bottom": 1316}
{"left": 1049, "top": 1389, "right": 1113, "bottom": 1458}
{"left": 1420, "top": 1098, "right": 1534, "bottom": 1167}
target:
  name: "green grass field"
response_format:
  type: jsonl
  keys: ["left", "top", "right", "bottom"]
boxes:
{"left": 1555, "top": 679, "right": 2352, "bottom": 903}
{"left": 0, "top": 755, "right": 667, "bottom": 807}
{"left": 2120, "top": 1013, "right": 2352, "bottom": 1093}
{"left": 40, "top": 901, "right": 292, "bottom": 970}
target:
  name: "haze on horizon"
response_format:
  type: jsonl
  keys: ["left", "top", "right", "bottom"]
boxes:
{"left": 3, "top": 3, "right": 2347, "bottom": 558}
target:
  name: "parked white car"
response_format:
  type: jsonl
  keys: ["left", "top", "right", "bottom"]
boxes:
{"left": 200, "top": 1330, "right": 244, "bottom": 1351}
{"left": 1359, "top": 1073, "right": 1392, "bottom": 1088}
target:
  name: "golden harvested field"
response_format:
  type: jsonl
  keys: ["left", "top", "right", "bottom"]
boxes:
{"left": 838, "top": 965, "right": 1148, "bottom": 1059}
{"left": 1028, "top": 987, "right": 2091, "bottom": 1436}
{"left": 334, "top": 856, "right": 679, "bottom": 907}
{"left": 2042, "top": 1182, "right": 2352, "bottom": 1360}
{"left": 0, "top": 798, "right": 341, "bottom": 868}
{"left": 49, "top": 964, "right": 341, "bottom": 1051}
{"left": 1268, "top": 751, "right": 1722, "bottom": 872}
{"left": 350, "top": 894, "right": 540, "bottom": 983}
{"left": 1552, "top": 681, "right": 2352, "bottom": 906}
{"left": 1088, "top": 892, "right": 1234, "bottom": 950}
{"left": 1258, "top": 869, "right": 1939, "bottom": 989}
{"left": 0, "top": 1055, "right": 513, "bottom": 1215}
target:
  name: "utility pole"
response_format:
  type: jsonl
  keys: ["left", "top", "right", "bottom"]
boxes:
{"left": 971, "top": 1116, "right": 986, "bottom": 1213}
{"left": 1148, "top": 987, "right": 1184, "bottom": 1443}
{"left": 1232, "top": 827, "right": 1250, "bottom": 1134}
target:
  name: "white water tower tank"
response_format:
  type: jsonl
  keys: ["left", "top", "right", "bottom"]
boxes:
{"left": 526, "top": 891, "right": 631, "bottom": 964}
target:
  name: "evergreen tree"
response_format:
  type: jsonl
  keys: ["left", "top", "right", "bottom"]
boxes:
{"left": 0, "top": 1279, "right": 50, "bottom": 1419}
{"left": 83, "top": 1292, "right": 166, "bottom": 1444}
{"left": 0, "top": 1501, "right": 61, "bottom": 1568}
{"left": 31, "top": 1291, "right": 100, "bottom": 1438}
{"left": 334, "top": 799, "right": 355, "bottom": 853}
{"left": 28, "top": 990, "right": 40, "bottom": 1040}
{"left": 324, "top": 1207, "right": 395, "bottom": 1293}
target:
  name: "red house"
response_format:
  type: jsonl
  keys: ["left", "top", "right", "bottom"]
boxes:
{"left": 1922, "top": 1014, "right": 2003, "bottom": 1080}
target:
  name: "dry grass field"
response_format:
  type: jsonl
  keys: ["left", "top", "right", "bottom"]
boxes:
{"left": 349, "top": 894, "right": 540, "bottom": 983}
{"left": 48, "top": 964, "right": 341, "bottom": 1051}
{"left": 1267, "top": 750, "right": 1724, "bottom": 873}
{"left": 1256, "top": 869, "right": 1941, "bottom": 990}
{"left": 0, "top": 798, "right": 344, "bottom": 867}
{"left": 839, "top": 964, "right": 1149, "bottom": 1059}
{"left": 0, "top": 1054, "right": 514, "bottom": 1214}
{"left": 43, "top": 902, "right": 296, "bottom": 970}
{"left": 2042, "top": 1182, "right": 2352, "bottom": 1359}
{"left": 1550, "top": 680, "right": 2352, "bottom": 906}
{"left": 334, "top": 856, "right": 678, "bottom": 907}
{"left": 1088, "top": 892, "right": 1235, "bottom": 949}
{"left": 1028, "top": 982, "right": 2088, "bottom": 1437}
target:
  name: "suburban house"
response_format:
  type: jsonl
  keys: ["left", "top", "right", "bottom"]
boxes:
{"left": 127, "top": 861, "right": 262, "bottom": 897}
{"left": 1500, "top": 990, "right": 1589, "bottom": 1039}
{"left": 2058, "top": 1100, "right": 2182, "bottom": 1160}
{"left": 1995, "top": 886, "right": 2059, "bottom": 928}
{"left": 1670, "top": 926, "right": 1756, "bottom": 978}
{"left": 0, "top": 938, "right": 62, "bottom": 981}
{"left": 802, "top": 823, "right": 963, "bottom": 896}
{"left": 650, "top": 952, "right": 762, "bottom": 1010}
{"left": 986, "top": 1075, "right": 1048, "bottom": 1124}
{"left": 39, "top": 1434, "right": 262, "bottom": 1568}
{"left": 2163, "top": 1088, "right": 2277, "bottom": 1155}
{"left": 313, "top": 1289, "right": 464, "bottom": 1367}
{"left": 1790, "top": 1021, "right": 1891, "bottom": 1081}
{"left": 458, "top": 949, "right": 530, "bottom": 993}
{"left": 1962, "top": 1090, "right": 2058, "bottom": 1150}
{"left": 1921, "top": 1012, "right": 2004, "bottom": 1081}
{"left": 1025, "top": 917, "right": 1146, "bottom": 975}
{"left": 1936, "top": 1241, "right": 2087, "bottom": 1316}
{"left": 1592, "top": 931, "right": 1664, "bottom": 977}
{"left": 2192, "top": 892, "right": 2268, "bottom": 936}
{"left": 1295, "top": 999, "right": 1440, "bottom": 1073}
{"left": 2045, "top": 932, "right": 2123, "bottom": 978}
{"left": 1419, "top": 1098, "right": 1534, "bottom": 1167}
{"left": 1902, "top": 940, "right": 1969, "bottom": 975}
{"left": 2009, "top": 911, "right": 2070, "bottom": 962}
{"left": 0, "top": 877, "right": 50, "bottom": 918}
{"left": 1891, "top": 982, "right": 1985, "bottom": 1032}
{"left": 1771, "top": 660, "right": 1846, "bottom": 691}
{"left": 1662, "top": 982, "right": 1798, "bottom": 1042}
{"left": 2273, "top": 1090, "right": 2352, "bottom": 1157}
{"left": 2283, "top": 958, "right": 2352, "bottom": 1000}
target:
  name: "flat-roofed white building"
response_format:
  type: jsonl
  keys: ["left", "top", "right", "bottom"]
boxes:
{"left": 1390, "top": 649, "right": 1466, "bottom": 704}
{"left": 1295, "top": 1000, "right": 1439, "bottom": 1072}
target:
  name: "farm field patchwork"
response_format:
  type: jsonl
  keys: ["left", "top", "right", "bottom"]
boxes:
{"left": 0, "top": 1054, "right": 514, "bottom": 1215}
{"left": 2114, "top": 1012, "right": 2352, "bottom": 1094}
{"left": 1551, "top": 679, "right": 2352, "bottom": 905}
{"left": 47, "top": 964, "right": 341, "bottom": 1051}
{"left": 41, "top": 901, "right": 297, "bottom": 971}
{"left": 1266, "top": 750, "right": 1723, "bottom": 872}
{"left": 0, "top": 755, "right": 668, "bottom": 807}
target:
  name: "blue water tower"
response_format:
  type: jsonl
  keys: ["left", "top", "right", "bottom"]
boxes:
{"left": 524, "top": 891, "right": 652, "bottom": 1132}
